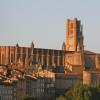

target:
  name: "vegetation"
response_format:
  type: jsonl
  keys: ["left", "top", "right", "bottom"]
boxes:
{"left": 56, "top": 84, "right": 100, "bottom": 100}
{"left": 73, "top": 83, "right": 100, "bottom": 100}
{"left": 20, "top": 96, "right": 37, "bottom": 100}
{"left": 56, "top": 96, "right": 67, "bottom": 100}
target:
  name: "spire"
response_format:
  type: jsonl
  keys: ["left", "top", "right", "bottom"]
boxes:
{"left": 16, "top": 43, "right": 19, "bottom": 47}
{"left": 31, "top": 41, "right": 34, "bottom": 48}
{"left": 77, "top": 42, "right": 80, "bottom": 51}
{"left": 62, "top": 42, "right": 66, "bottom": 50}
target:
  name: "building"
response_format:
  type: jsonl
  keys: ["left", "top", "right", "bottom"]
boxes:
{"left": 0, "top": 80, "right": 17, "bottom": 100}
{"left": 16, "top": 77, "right": 26, "bottom": 100}
{"left": 83, "top": 70, "right": 100, "bottom": 85}
{"left": 25, "top": 70, "right": 55, "bottom": 100}
{"left": 55, "top": 73, "right": 82, "bottom": 96}
{"left": 0, "top": 44, "right": 64, "bottom": 69}
{"left": 0, "top": 18, "right": 84, "bottom": 72}
{"left": 0, "top": 17, "right": 100, "bottom": 85}
{"left": 64, "top": 18, "right": 84, "bottom": 73}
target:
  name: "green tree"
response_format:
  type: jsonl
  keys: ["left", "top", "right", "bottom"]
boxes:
{"left": 73, "top": 83, "right": 100, "bottom": 100}
{"left": 56, "top": 95, "right": 73, "bottom": 100}
{"left": 20, "top": 96, "right": 37, "bottom": 100}
{"left": 56, "top": 96, "right": 66, "bottom": 100}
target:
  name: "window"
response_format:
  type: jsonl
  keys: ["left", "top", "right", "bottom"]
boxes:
{"left": 2, "top": 54, "right": 5, "bottom": 64}
{"left": 71, "top": 23, "right": 73, "bottom": 28}
{"left": 11, "top": 54, "right": 14, "bottom": 63}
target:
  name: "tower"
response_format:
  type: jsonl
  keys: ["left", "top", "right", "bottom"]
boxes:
{"left": 66, "top": 18, "right": 84, "bottom": 52}
{"left": 65, "top": 18, "right": 84, "bottom": 73}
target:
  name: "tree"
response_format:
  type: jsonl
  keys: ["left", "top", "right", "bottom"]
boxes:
{"left": 56, "top": 96, "right": 66, "bottom": 100}
{"left": 73, "top": 83, "right": 100, "bottom": 100}
{"left": 20, "top": 96, "right": 37, "bottom": 100}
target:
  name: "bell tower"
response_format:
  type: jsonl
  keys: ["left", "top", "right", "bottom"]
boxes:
{"left": 66, "top": 18, "right": 84, "bottom": 52}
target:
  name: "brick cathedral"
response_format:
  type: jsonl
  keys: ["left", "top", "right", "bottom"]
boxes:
{"left": 0, "top": 18, "right": 100, "bottom": 73}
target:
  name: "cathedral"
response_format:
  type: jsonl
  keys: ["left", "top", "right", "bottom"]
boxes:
{"left": 0, "top": 18, "right": 100, "bottom": 73}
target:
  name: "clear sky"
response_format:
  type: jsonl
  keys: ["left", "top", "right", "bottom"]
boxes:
{"left": 0, "top": 0, "right": 100, "bottom": 53}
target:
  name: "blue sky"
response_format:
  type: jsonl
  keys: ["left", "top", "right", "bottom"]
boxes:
{"left": 0, "top": 0, "right": 100, "bottom": 52}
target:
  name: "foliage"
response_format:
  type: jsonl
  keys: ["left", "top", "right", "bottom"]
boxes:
{"left": 20, "top": 96, "right": 37, "bottom": 100}
{"left": 56, "top": 96, "right": 66, "bottom": 100}
{"left": 73, "top": 83, "right": 100, "bottom": 100}
{"left": 56, "top": 95, "right": 73, "bottom": 100}
{"left": 56, "top": 84, "right": 100, "bottom": 100}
